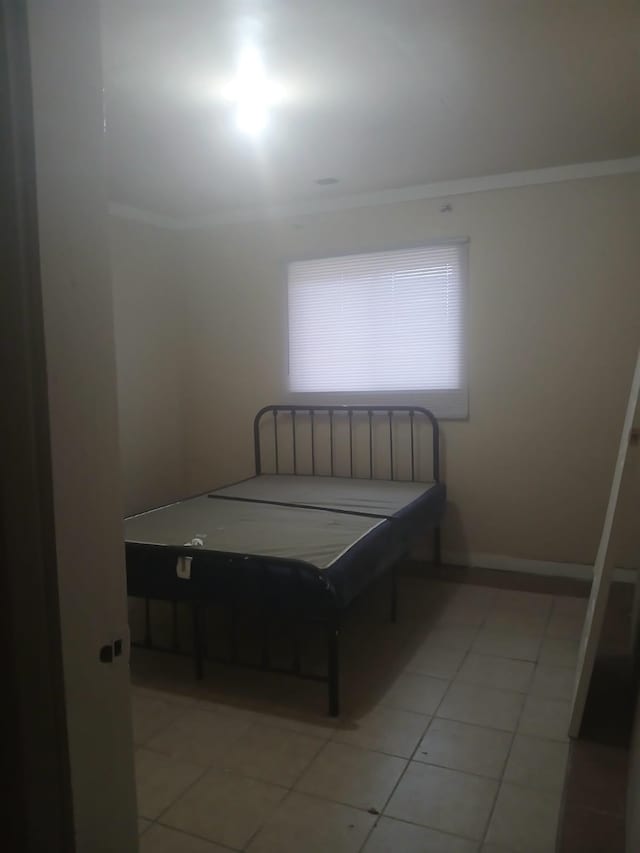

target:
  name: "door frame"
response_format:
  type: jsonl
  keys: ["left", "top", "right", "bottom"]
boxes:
{"left": 0, "top": 2, "right": 74, "bottom": 850}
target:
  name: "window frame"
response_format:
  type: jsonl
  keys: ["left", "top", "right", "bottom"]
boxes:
{"left": 284, "top": 237, "right": 469, "bottom": 420}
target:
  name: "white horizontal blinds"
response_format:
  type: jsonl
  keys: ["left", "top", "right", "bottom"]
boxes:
{"left": 288, "top": 243, "right": 464, "bottom": 392}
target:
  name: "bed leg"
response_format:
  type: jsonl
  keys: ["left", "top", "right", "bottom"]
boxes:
{"left": 327, "top": 616, "right": 340, "bottom": 717}
{"left": 292, "top": 619, "right": 302, "bottom": 675}
{"left": 144, "top": 597, "right": 152, "bottom": 647}
{"left": 390, "top": 564, "right": 398, "bottom": 623}
{"left": 192, "top": 603, "right": 204, "bottom": 680}
{"left": 229, "top": 603, "right": 238, "bottom": 663}
{"left": 172, "top": 600, "right": 179, "bottom": 650}
{"left": 433, "top": 526, "right": 442, "bottom": 567}
{"left": 261, "top": 615, "right": 271, "bottom": 669}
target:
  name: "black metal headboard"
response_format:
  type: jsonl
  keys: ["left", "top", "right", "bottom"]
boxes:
{"left": 253, "top": 405, "right": 440, "bottom": 483}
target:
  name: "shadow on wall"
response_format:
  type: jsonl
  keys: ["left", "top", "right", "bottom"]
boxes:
{"left": 411, "top": 501, "right": 469, "bottom": 566}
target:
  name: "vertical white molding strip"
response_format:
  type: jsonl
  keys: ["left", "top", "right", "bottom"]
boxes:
{"left": 570, "top": 348, "right": 640, "bottom": 737}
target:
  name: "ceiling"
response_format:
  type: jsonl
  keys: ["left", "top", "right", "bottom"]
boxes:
{"left": 100, "top": 0, "right": 640, "bottom": 220}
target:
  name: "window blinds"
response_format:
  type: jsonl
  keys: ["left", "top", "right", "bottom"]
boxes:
{"left": 288, "top": 242, "right": 466, "bottom": 397}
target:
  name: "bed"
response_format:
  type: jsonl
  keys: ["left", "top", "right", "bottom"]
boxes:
{"left": 125, "top": 405, "right": 446, "bottom": 715}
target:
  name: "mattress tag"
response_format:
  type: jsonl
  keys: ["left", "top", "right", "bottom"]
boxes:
{"left": 176, "top": 555, "right": 192, "bottom": 580}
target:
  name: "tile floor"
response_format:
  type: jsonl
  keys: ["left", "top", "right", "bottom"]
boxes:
{"left": 131, "top": 573, "right": 589, "bottom": 853}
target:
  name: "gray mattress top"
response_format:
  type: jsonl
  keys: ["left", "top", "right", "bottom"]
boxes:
{"left": 124, "top": 495, "right": 384, "bottom": 570}
{"left": 212, "top": 474, "right": 435, "bottom": 517}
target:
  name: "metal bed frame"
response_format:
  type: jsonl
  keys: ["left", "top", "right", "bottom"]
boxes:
{"left": 127, "top": 404, "right": 442, "bottom": 716}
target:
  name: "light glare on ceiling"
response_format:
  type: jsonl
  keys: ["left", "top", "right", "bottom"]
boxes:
{"left": 235, "top": 101, "right": 268, "bottom": 135}
{"left": 225, "top": 46, "right": 280, "bottom": 137}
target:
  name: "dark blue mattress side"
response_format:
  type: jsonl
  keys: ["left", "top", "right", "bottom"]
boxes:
{"left": 126, "top": 482, "right": 446, "bottom": 611}
{"left": 323, "top": 481, "right": 447, "bottom": 606}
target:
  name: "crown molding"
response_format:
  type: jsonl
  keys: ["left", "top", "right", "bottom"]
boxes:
{"left": 109, "top": 155, "right": 640, "bottom": 231}
{"left": 107, "top": 203, "right": 186, "bottom": 230}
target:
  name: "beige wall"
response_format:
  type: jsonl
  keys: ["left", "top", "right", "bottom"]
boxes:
{"left": 178, "top": 173, "right": 640, "bottom": 568}
{"left": 110, "top": 218, "right": 187, "bottom": 515}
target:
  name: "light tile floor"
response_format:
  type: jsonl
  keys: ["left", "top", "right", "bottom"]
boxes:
{"left": 132, "top": 575, "right": 586, "bottom": 852}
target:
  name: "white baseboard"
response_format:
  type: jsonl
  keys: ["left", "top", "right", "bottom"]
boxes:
{"left": 442, "top": 550, "right": 637, "bottom": 584}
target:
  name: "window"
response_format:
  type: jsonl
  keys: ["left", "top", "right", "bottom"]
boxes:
{"left": 287, "top": 240, "right": 468, "bottom": 418}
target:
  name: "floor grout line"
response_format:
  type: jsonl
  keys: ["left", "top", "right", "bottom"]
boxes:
{"left": 354, "top": 714, "right": 436, "bottom": 853}
{"left": 477, "top": 586, "right": 560, "bottom": 850}
{"left": 153, "top": 818, "right": 244, "bottom": 851}
{"left": 132, "top": 705, "right": 197, "bottom": 750}
{"left": 447, "top": 602, "right": 509, "bottom": 851}
{"left": 355, "top": 614, "right": 482, "bottom": 852}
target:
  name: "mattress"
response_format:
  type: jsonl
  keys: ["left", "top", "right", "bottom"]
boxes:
{"left": 125, "top": 474, "right": 446, "bottom": 607}
{"left": 211, "top": 473, "right": 437, "bottom": 518}
{"left": 125, "top": 495, "right": 385, "bottom": 571}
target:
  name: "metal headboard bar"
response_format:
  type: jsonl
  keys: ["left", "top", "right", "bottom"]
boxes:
{"left": 388, "top": 410, "right": 394, "bottom": 481}
{"left": 329, "top": 410, "right": 335, "bottom": 476}
{"left": 292, "top": 409, "right": 297, "bottom": 475}
{"left": 410, "top": 409, "right": 415, "bottom": 481}
{"left": 348, "top": 410, "right": 354, "bottom": 478}
{"left": 310, "top": 410, "right": 316, "bottom": 475}
{"left": 253, "top": 405, "right": 440, "bottom": 483}
{"left": 273, "top": 410, "right": 279, "bottom": 472}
